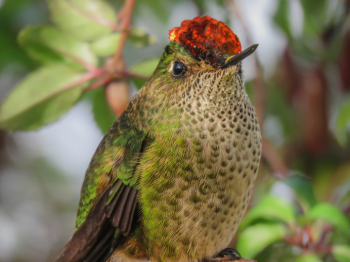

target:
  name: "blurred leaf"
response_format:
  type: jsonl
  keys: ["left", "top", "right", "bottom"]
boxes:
{"left": 19, "top": 26, "right": 97, "bottom": 70}
{"left": 284, "top": 174, "right": 317, "bottom": 211}
{"left": 308, "top": 203, "right": 349, "bottom": 236}
{"left": 0, "top": 64, "right": 88, "bottom": 131}
{"left": 215, "top": 0, "right": 225, "bottom": 7}
{"left": 265, "top": 83, "right": 298, "bottom": 138}
{"left": 90, "top": 33, "right": 121, "bottom": 57}
{"left": 236, "top": 223, "right": 287, "bottom": 258}
{"left": 299, "top": 0, "right": 327, "bottom": 37}
{"left": 192, "top": 0, "right": 206, "bottom": 15}
{"left": 128, "top": 28, "right": 156, "bottom": 48}
{"left": 239, "top": 196, "right": 295, "bottom": 230}
{"left": 295, "top": 253, "right": 322, "bottom": 262}
{"left": 129, "top": 58, "right": 159, "bottom": 77}
{"left": 273, "top": 0, "right": 292, "bottom": 39}
{"left": 48, "top": 0, "right": 116, "bottom": 41}
{"left": 130, "top": 58, "right": 159, "bottom": 89}
{"left": 134, "top": 0, "right": 170, "bottom": 23}
{"left": 335, "top": 98, "right": 350, "bottom": 146}
{"left": 91, "top": 88, "right": 116, "bottom": 134}
{"left": 0, "top": 26, "right": 35, "bottom": 71}
{"left": 333, "top": 245, "right": 350, "bottom": 262}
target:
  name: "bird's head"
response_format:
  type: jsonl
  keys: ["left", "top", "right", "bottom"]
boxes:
{"left": 147, "top": 16, "right": 258, "bottom": 102}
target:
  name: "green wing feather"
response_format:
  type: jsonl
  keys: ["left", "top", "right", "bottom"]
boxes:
{"left": 55, "top": 113, "right": 148, "bottom": 262}
{"left": 76, "top": 116, "right": 146, "bottom": 228}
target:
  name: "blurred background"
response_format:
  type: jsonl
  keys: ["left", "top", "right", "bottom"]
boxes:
{"left": 0, "top": 0, "right": 350, "bottom": 261}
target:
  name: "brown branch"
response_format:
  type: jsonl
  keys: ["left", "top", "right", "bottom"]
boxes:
{"left": 112, "top": 0, "right": 136, "bottom": 68}
{"left": 64, "top": 69, "right": 105, "bottom": 91}
{"left": 84, "top": 70, "right": 148, "bottom": 92}
{"left": 284, "top": 227, "right": 333, "bottom": 255}
{"left": 117, "top": 5, "right": 128, "bottom": 21}
{"left": 85, "top": 71, "right": 112, "bottom": 91}
{"left": 119, "top": 71, "right": 149, "bottom": 80}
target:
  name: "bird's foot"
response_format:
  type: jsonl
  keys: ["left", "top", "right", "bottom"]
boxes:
{"left": 214, "top": 248, "right": 241, "bottom": 261}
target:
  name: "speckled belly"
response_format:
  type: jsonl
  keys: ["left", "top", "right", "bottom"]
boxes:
{"left": 138, "top": 109, "right": 261, "bottom": 262}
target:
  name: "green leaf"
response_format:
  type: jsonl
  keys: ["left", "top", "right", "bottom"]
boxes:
{"left": 239, "top": 196, "right": 295, "bottom": 230}
{"left": 0, "top": 24, "right": 35, "bottom": 71}
{"left": 0, "top": 64, "right": 88, "bottom": 131}
{"left": 128, "top": 28, "right": 156, "bottom": 48}
{"left": 273, "top": 0, "right": 292, "bottom": 39}
{"left": 336, "top": 99, "right": 350, "bottom": 146}
{"left": 333, "top": 245, "right": 350, "bottom": 262}
{"left": 18, "top": 26, "right": 97, "bottom": 70}
{"left": 48, "top": 0, "right": 116, "bottom": 41}
{"left": 283, "top": 174, "right": 317, "bottom": 211}
{"left": 308, "top": 203, "right": 350, "bottom": 236}
{"left": 91, "top": 88, "right": 116, "bottom": 134}
{"left": 90, "top": 33, "right": 121, "bottom": 57}
{"left": 296, "top": 253, "right": 322, "bottom": 262}
{"left": 236, "top": 223, "right": 287, "bottom": 258}
{"left": 130, "top": 58, "right": 159, "bottom": 89}
{"left": 134, "top": 0, "right": 170, "bottom": 23}
{"left": 129, "top": 58, "right": 160, "bottom": 77}
{"left": 299, "top": 0, "right": 327, "bottom": 37}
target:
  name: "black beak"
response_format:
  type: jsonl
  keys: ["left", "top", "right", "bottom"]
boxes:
{"left": 221, "top": 44, "right": 259, "bottom": 69}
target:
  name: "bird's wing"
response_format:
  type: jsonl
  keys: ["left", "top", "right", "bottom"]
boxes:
{"left": 55, "top": 117, "right": 148, "bottom": 262}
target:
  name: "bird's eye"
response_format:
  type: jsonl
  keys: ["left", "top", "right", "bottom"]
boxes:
{"left": 173, "top": 61, "right": 185, "bottom": 77}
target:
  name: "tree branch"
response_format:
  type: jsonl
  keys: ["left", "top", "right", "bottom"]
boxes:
{"left": 112, "top": 0, "right": 136, "bottom": 69}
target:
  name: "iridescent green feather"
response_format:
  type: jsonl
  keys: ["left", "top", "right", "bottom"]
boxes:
{"left": 76, "top": 116, "right": 147, "bottom": 228}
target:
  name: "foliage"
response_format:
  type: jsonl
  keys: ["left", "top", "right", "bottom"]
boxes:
{"left": 0, "top": 0, "right": 350, "bottom": 262}
{"left": 236, "top": 175, "right": 350, "bottom": 261}
{"left": 0, "top": 0, "right": 158, "bottom": 133}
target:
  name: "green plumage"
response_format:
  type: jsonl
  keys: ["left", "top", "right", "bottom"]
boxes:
{"left": 56, "top": 39, "right": 262, "bottom": 262}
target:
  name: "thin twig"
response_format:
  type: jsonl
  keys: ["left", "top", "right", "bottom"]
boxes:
{"left": 85, "top": 70, "right": 149, "bottom": 92}
{"left": 64, "top": 69, "right": 105, "bottom": 91}
{"left": 118, "top": 71, "right": 149, "bottom": 80}
{"left": 113, "top": 0, "right": 136, "bottom": 68}
{"left": 284, "top": 236, "right": 333, "bottom": 254}
{"left": 117, "top": 5, "right": 127, "bottom": 21}
{"left": 85, "top": 72, "right": 112, "bottom": 92}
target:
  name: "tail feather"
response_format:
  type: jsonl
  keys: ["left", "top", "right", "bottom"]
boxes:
{"left": 55, "top": 181, "right": 139, "bottom": 262}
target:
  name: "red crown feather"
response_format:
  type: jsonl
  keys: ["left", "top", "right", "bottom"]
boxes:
{"left": 169, "top": 16, "right": 242, "bottom": 65}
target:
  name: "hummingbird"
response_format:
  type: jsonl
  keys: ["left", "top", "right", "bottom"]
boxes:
{"left": 56, "top": 16, "right": 262, "bottom": 262}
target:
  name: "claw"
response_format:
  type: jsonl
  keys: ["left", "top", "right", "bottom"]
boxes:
{"left": 215, "top": 248, "right": 241, "bottom": 261}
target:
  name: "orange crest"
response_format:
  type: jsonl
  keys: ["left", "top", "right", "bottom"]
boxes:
{"left": 169, "top": 16, "right": 242, "bottom": 65}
